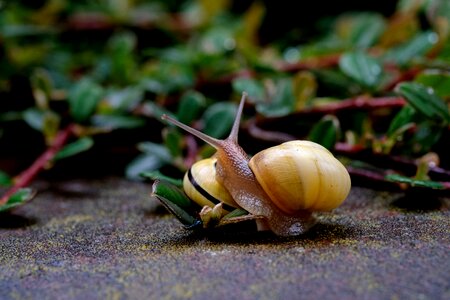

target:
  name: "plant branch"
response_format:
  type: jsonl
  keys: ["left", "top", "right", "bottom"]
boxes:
{"left": 276, "top": 54, "right": 341, "bottom": 72}
{"left": 0, "top": 125, "right": 76, "bottom": 205}
{"left": 299, "top": 96, "right": 406, "bottom": 114}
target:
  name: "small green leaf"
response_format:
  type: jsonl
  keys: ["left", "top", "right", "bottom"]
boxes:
{"left": 386, "top": 174, "right": 444, "bottom": 189}
{"left": 126, "top": 142, "right": 172, "bottom": 180}
{"left": 22, "top": 109, "right": 60, "bottom": 135}
{"left": 415, "top": 71, "right": 450, "bottom": 99}
{"left": 339, "top": 51, "right": 383, "bottom": 89}
{"left": 1, "top": 24, "right": 56, "bottom": 38}
{"left": 68, "top": 78, "right": 104, "bottom": 123}
{"left": 54, "top": 137, "right": 94, "bottom": 161}
{"left": 202, "top": 102, "right": 237, "bottom": 138}
{"left": 396, "top": 82, "right": 450, "bottom": 123}
{"left": 138, "top": 142, "right": 173, "bottom": 161}
{"left": 140, "top": 78, "right": 169, "bottom": 95}
{"left": 200, "top": 27, "right": 236, "bottom": 54}
{"left": 308, "top": 115, "right": 340, "bottom": 150}
{"left": 92, "top": 115, "right": 145, "bottom": 129}
{"left": 387, "top": 105, "right": 416, "bottom": 136}
{"left": 222, "top": 208, "right": 248, "bottom": 219}
{"left": 104, "top": 86, "right": 144, "bottom": 112}
{"left": 0, "top": 188, "right": 36, "bottom": 212}
{"left": 23, "top": 108, "right": 45, "bottom": 131}
{"left": 292, "top": 71, "right": 317, "bottom": 110}
{"left": 0, "top": 170, "right": 12, "bottom": 187}
{"left": 152, "top": 180, "right": 192, "bottom": 209}
{"left": 126, "top": 154, "right": 167, "bottom": 181}
{"left": 343, "top": 13, "right": 386, "bottom": 49}
{"left": 383, "top": 31, "right": 438, "bottom": 66}
{"left": 177, "top": 91, "right": 206, "bottom": 124}
{"left": 140, "top": 171, "right": 183, "bottom": 187}
{"left": 31, "top": 68, "right": 53, "bottom": 109}
{"left": 232, "top": 78, "right": 265, "bottom": 102}
{"left": 108, "top": 31, "right": 137, "bottom": 83}
{"left": 152, "top": 180, "right": 201, "bottom": 228}
{"left": 410, "top": 122, "right": 444, "bottom": 153}
{"left": 256, "top": 78, "right": 295, "bottom": 117}
{"left": 141, "top": 101, "right": 174, "bottom": 119}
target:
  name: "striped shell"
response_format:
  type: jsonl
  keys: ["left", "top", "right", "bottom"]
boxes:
{"left": 183, "top": 157, "right": 239, "bottom": 213}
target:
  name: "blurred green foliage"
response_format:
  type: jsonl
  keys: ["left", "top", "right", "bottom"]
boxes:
{"left": 0, "top": 0, "right": 449, "bottom": 210}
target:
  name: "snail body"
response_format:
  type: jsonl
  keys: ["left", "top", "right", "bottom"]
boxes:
{"left": 162, "top": 93, "right": 351, "bottom": 236}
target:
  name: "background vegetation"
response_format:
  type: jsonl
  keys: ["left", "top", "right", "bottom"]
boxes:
{"left": 0, "top": 0, "right": 449, "bottom": 211}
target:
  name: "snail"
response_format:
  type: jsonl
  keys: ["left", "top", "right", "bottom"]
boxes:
{"left": 161, "top": 92, "right": 351, "bottom": 236}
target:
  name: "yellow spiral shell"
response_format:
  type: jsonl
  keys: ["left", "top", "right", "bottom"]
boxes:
{"left": 183, "top": 158, "right": 239, "bottom": 212}
{"left": 248, "top": 140, "right": 351, "bottom": 214}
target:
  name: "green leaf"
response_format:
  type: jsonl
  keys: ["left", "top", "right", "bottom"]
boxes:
{"left": 68, "top": 78, "right": 104, "bottom": 123}
{"left": 222, "top": 208, "right": 248, "bottom": 219}
{"left": 152, "top": 180, "right": 201, "bottom": 228}
{"left": 387, "top": 105, "right": 417, "bottom": 136}
{"left": 140, "top": 171, "right": 183, "bottom": 187}
{"left": 125, "top": 142, "right": 172, "bottom": 180}
{"left": 108, "top": 31, "right": 137, "bottom": 83}
{"left": 232, "top": 78, "right": 265, "bottom": 102}
{"left": 386, "top": 174, "right": 444, "bottom": 189}
{"left": 344, "top": 13, "right": 386, "bottom": 49}
{"left": 339, "top": 51, "right": 383, "bottom": 89}
{"left": 0, "top": 170, "right": 12, "bottom": 187}
{"left": 22, "top": 108, "right": 45, "bottom": 131}
{"left": 202, "top": 102, "right": 237, "bottom": 138}
{"left": 410, "top": 122, "right": 444, "bottom": 153}
{"left": 396, "top": 82, "right": 450, "bottom": 123}
{"left": 200, "top": 27, "right": 236, "bottom": 54}
{"left": 383, "top": 31, "right": 438, "bottom": 66}
{"left": 91, "top": 115, "right": 145, "bottom": 130}
{"left": 313, "top": 69, "right": 357, "bottom": 98}
{"left": 104, "top": 86, "right": 144, "bottom": 112}
{"left": 308, "top": 115, "right": 340, "bottom": 150}
{"left": 415, "top": 71, "right": 450, "bottom": 99}
{"left": 138, "top": 142, "right": 173, "bottom": 161}
{"left": 0, "top": 188, "right": 36, "bottom": 212}
{"left": 350, "top": 13, "right": 386, "bottom": 48}
{"left": 125, "top": 153, "right": 167, "bottom": 181}
{"left": 54, "top": 137, "right": 94, "bottom": 161}
{"left": 151, "top": 61, "right": 195, "bottom": 93}
{"left": 1, "top": 25, "right": 57, "bottom": 38}
{"left": 22, "top": 109, "right": 60, "bottom": 135}
{"left": 177, "top": 91, "right": 206, "bottom": 124}
{"left": 31, "top": 68, "right": 53, "bottom": 109}
{"left": 141, "top": 101, "right": 174, "bottom": 120}
{"left": 256, "top": 78, "right": 295, "bottom": 117}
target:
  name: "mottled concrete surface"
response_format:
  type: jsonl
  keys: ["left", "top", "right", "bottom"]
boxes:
{"left": 0, "top": 177, "right": 449, "bottom": 300}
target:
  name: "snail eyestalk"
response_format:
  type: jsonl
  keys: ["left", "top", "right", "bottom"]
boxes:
{"left": 228, "top": 92, "right": 247, "bottom": 143}
{"left": 161, "top": 114, "right": 222, "bottom": 149}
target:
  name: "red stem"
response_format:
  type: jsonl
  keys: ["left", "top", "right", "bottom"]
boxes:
{"left": 383, "top": 67, "right": 421, "bottom": 92}
{"left": 0, "top": 125, "right": 75, "bottom": 205}
{"left": 300, "top": 96, "right": 406, "bottom": 114}
{"left": 277, "top": 54, "right": 341, "bottom": 72}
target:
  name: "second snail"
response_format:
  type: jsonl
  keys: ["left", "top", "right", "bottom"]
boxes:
{"left": 153, "top": 92, "right": 351, "bottom": 236}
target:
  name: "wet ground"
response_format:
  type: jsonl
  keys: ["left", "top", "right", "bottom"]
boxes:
{"left": 0, "top": 177, "right": 449, "bottom": 299}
